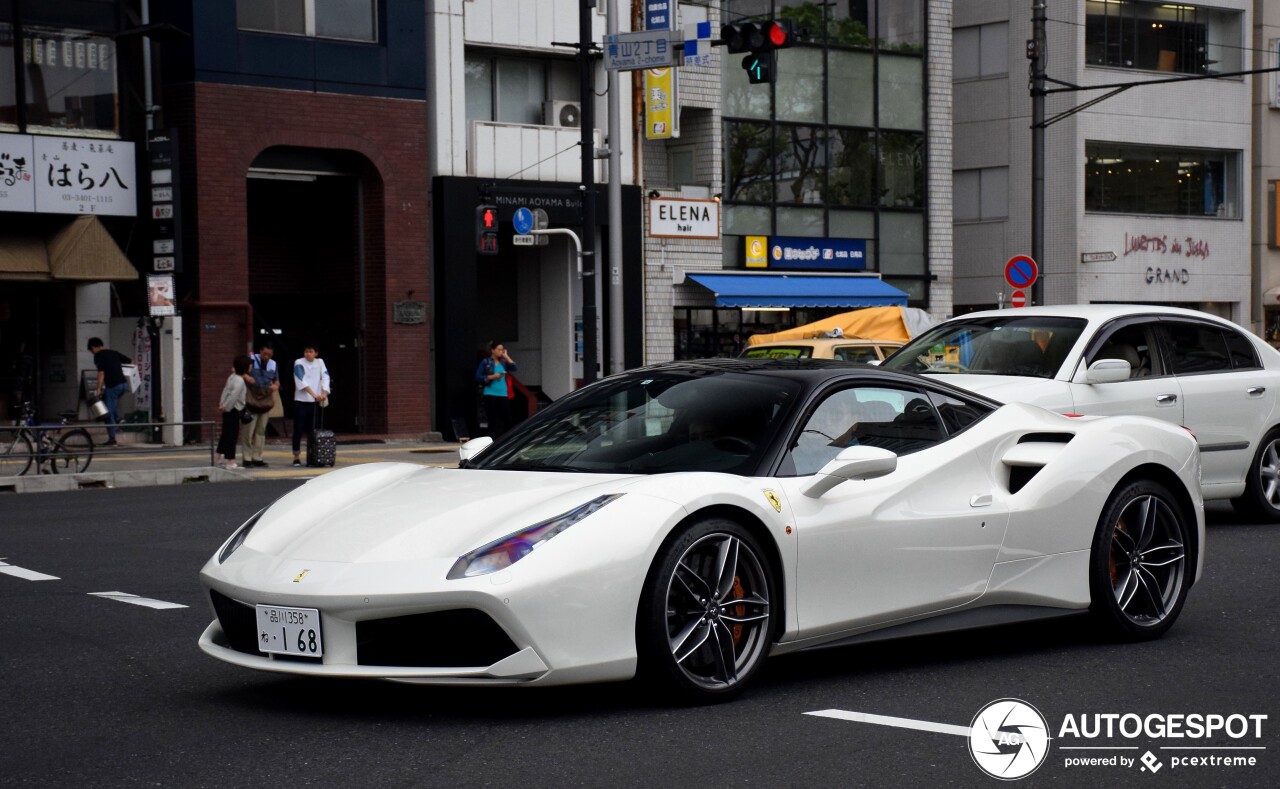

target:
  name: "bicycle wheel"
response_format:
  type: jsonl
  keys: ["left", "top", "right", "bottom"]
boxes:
{"left": 0, "top": 432, "right": 34, "bottom": 477}
{"left": 51, "top": 429, "right": 94, "bottom": 474}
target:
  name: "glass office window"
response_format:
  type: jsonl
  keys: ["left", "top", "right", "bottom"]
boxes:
{"left": 1084, "top": 0, "right": 1241, "bottom": 74}
{"left": 1085, "top": 142, "right": 1238, "bottom": 217}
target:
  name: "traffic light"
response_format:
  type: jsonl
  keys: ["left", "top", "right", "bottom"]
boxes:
{"left": 720, "top": 19, "right": 793, "bottom": 84}
{"left": 475, "top": 204, "right": 498, "bottom": 255}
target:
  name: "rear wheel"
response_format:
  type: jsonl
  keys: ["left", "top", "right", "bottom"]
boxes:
{"left": 1089, "top": 480, "right": 1190, "bottom": 640}
{"left": 1231, "top": 428, "right": 1280, "bottom": 522}
{"left": 50, "top": 429, "right": 93, "bottom": 474}
{"left": 637, "top": 517, "right": 775, "bottom": 702}
{"left": 0, "top": 433, "right": 34, "bottom": 477}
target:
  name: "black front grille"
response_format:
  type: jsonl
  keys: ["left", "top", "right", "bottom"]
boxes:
{"left": 357, "top": 609, "right": 519, "bottom": 668}
{"left": 210, "top": 590, "right": 260, "bottom": 656}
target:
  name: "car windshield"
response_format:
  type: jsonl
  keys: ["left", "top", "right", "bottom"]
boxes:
{"left": 740, "top": 345, "right": 812, "bottom": 359}
{"left": 881, "top": 316, "right": 1088, "bottom": 379}
{"left": 469, "top": 371, "right": 802, "bottom": 474}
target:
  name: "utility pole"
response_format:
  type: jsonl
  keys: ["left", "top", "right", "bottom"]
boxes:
{"left": 1029, "top": 0, "right": 1046, "bottom": 307}
{"left": 579, "top": 0, "right": 599, "bottom": 384}
{"left": 606, "top": 0, "right": 624, "bottom": 376}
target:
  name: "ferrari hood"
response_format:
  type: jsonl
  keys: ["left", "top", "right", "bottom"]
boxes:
{"left": 924, "top": 373, "right": 1074, "bottom": 411}
{"left": 242, "top": 463, "right": 639, "bottom": 564}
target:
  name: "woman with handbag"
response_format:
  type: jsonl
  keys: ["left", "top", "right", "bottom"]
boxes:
{"left": 217, "top": 355, "right": 253, "bottom": 469}
{"left": 239, "top": 343, "right": 280, "bottom": 467}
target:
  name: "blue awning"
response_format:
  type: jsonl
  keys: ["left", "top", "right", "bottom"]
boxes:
{"left": 685, "top": 273, "right": 909, "bottom": 308}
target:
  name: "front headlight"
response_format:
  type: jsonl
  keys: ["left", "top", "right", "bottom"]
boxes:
{"left": 217, "top": 507, "right": 267, "bottom": 564}
{"left": 447, "top": 494, "right": 624, "bottom": 579}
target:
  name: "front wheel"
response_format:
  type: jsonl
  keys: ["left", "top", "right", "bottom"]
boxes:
{"left": 1089, "top": 480, "right": 1190, "bottom": 640}
{"left": 1231, "top": 428, "right": 1280, "bottom": 522}
{"left": 637, "top": 518, "right": 775, "bottom": 702}
{"left": 0, "top": 432, "right": 34, "bottom": 477}
{"left": 50, "top": 429, "right": 94, "bottom": 474}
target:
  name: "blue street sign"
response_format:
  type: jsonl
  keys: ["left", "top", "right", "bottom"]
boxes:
{"left": 513, "top": 206, "right": 534, "bottom": 235}
{"left": 1004, "top": 255, "right": 1038, "bottom": 289}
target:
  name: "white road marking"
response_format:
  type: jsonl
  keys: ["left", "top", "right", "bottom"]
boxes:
{"left": 804, "top": 709, "right": 974, "bottom": 738}
{"left": 0, "top": 559, "right": 60, "bottom": 581}
{"left": 88, "top": 591, "right": 188, "bottom": 610}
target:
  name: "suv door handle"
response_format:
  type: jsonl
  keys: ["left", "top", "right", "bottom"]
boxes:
{"left": 1248, "top": 387, "right": 1266, "bottom": 396}
{"left": 1156, "top": 394, "right": 1178, "bottom": 404}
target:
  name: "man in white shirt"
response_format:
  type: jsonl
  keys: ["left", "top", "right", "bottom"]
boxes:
{"left": 291, "top": 344, "right": 330, "bottom": 466}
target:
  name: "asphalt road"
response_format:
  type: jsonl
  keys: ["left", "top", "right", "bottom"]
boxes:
{"left": 1, "top": 484, "right": 1276, "bottom": 788}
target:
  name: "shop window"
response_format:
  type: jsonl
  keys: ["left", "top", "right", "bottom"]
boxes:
{"left": 954, "top": 167, "right": 1008, "bottom": 222}
{"left": 1084, "top": 0, "right": 1241, "bottom": 75}
{"left": 725, "top": 121, "right": 774, "bottom": 203}
{"left": 954, "top": 22, "right": 1008, "bottom": 80}
{"left": 237, "top": 0, "right": 377, "bottom": 42}
{"left": 0, "top": 25, "right": 119, "bottom": 135}
{"left": 776, "top": 125, "right": 824, "bottom": 204}
{"left": 1086, "top": 142, "right": 1238, "bottom": 218}
{"left": 879, "top": 55, "right": 923, "bottom": 131}
{"left": 879, "top": 131, "right": 923, "bottom": 208}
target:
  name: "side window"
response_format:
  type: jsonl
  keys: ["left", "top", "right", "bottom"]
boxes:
{"left": 1087, "top": 321, "right": 1162, "bottom": 378}
{"left": 1164, "top": 322, "right": 1231, "bottom": 374}
{"left": 928, "top": 391, "right": 992, "bottom": 434}
{"left": 1223, "top": 329, "right": 1260, "bottom": 369}
{"left": 787, "top": 386, "right": 946, "bottom": 475}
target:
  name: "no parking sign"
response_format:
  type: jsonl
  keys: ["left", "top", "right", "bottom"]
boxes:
{"left": 1004, "top": 255, "right": 1038, "bottom": 290}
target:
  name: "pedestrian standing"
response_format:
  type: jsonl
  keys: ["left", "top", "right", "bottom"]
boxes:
{"left": 292, "top": 344, "right": 330, "bottom": 466}
{"left": 88, "top": 337, "right": 131, "bottom": 446}
{"left": 239, "top": 343, "right": 279, "bottom": 467}
{"left": 475, "top": 340, "right": 517, "bottom": 437}
{"left": 217, "top": 355, "right": 253, "bottom": 469}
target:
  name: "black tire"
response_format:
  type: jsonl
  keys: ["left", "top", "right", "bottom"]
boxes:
{"left": 636, "top": 517, "right": 775, "bottom": 703}
{"left": 1231, "top": 428, "right": 1280, "bottom": 522}
{"left": 50, "top": 429, "right": 94, "bottom": 474}
{"left": 1089, "top": 480, "right": 1190, "bottom": 640}
{"left": 1, "top": 432, "right": 34, "bottom": 477}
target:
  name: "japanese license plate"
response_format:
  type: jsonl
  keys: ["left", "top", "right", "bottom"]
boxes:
{"left": 255, "top": 605, "right": 323, "bottom": 657}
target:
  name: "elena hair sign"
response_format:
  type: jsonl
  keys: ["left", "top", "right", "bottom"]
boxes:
{"left": 647, "top": 197, "right": 720, "bottom": 239}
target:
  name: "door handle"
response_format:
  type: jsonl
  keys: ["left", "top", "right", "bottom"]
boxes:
{"left": 1155, "top": 394, "right": 1178, "bottom": 404}
{"left": 1248, "top": 387, "right": 1266, "bottom": 396}
{"left": 970, "top": 494, "right": 992, "bottom": 508}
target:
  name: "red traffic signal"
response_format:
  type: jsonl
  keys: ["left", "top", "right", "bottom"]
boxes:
{"left": 721, "top": 19, "right": 793, "bottom": 54}
{"left": 475, "top": 204, "right": 499, "bottom": 255}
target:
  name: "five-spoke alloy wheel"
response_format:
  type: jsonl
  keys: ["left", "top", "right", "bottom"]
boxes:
{"left": 638, "top": 517, "right": 774, "bottom": 701}
{"left": 1089, "top": 480, "right": 1190, "bottom": 639}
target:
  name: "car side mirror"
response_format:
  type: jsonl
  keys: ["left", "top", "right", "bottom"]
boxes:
{"left": 1086, "top": 358, "right": 1131, "bottom": 384}
{"left": 800, "top": 445, "right": 898, "bottom": 498}
{"left": 459, "top": 436, "right": 494, "bottom": 463}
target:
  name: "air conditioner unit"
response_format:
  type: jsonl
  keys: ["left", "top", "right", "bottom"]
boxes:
{"left": 545, "top": 100, "right": 582, "bottom": 129}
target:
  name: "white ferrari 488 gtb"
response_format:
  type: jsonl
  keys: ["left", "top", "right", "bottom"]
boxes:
{"left": 200, "top": 360, "right": 1204, "bottom": 701}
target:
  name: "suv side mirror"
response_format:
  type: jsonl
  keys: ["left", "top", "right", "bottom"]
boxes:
{"left": 1086, "top": 358, "right": 1131, "bottom": 384}
{"left": 800, "top": 445, "right": 898, "bottom": 498}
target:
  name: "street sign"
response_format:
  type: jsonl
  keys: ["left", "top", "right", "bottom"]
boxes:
{"left": 513, "top": 206, "right": 534, "bottom": 235}
{"left": 1004, "top": 255, "right": 1039, "bottom": 289}
{"left": 604, "top": 30, "right": 673, "bottom": 71}
{"left": 1011, "top": 289, "right": 1027, "bottom": 308}
{"left": 512, "top": 234, "right": 536, "bottom": 246}
{"left": 1081, "top": 251, "right": 1116, "bottom": 263}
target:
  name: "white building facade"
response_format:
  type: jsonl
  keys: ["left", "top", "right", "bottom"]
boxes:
{"left": 954, "top": 0, "right": 1253, "bottom": 324}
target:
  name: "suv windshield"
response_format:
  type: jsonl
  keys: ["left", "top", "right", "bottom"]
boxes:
{"left": 881, "top": 316, "right": 1087, "bottom": 379}
{"left": 470, "top": 371, "right": 801, "bottom": 474}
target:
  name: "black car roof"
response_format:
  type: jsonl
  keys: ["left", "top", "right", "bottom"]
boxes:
{"left": 616, "top": 357, "right": 1004, "bottom": 409}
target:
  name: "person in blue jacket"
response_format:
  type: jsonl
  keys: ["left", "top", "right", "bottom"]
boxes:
{"left": 475, "top": 341, "right": 517, "bottom": 437}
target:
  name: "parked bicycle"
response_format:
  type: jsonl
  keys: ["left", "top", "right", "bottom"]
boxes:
{"left": 0, "top": 401, "right": 95, "bottom": 477}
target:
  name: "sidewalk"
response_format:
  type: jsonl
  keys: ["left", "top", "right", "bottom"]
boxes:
{"left": 0, "top": 435, "right": 462, "bottom": 494}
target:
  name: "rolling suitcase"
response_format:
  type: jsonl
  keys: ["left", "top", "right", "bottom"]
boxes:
{"left": 306, "top": 407, "right": 336, "bottom": 467}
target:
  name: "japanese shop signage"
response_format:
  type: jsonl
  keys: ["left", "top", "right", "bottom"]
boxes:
{"left": 147, "top": 129, "right": 183, "bottom": 273}
{"left": 0, "top": 134, "right": 135, "bottom": 216}
{"left": 764, "top": 236, "right": 868, "bottom": 271}
{"left": 648, "top": 197, "right": 719, "bottom": 239}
